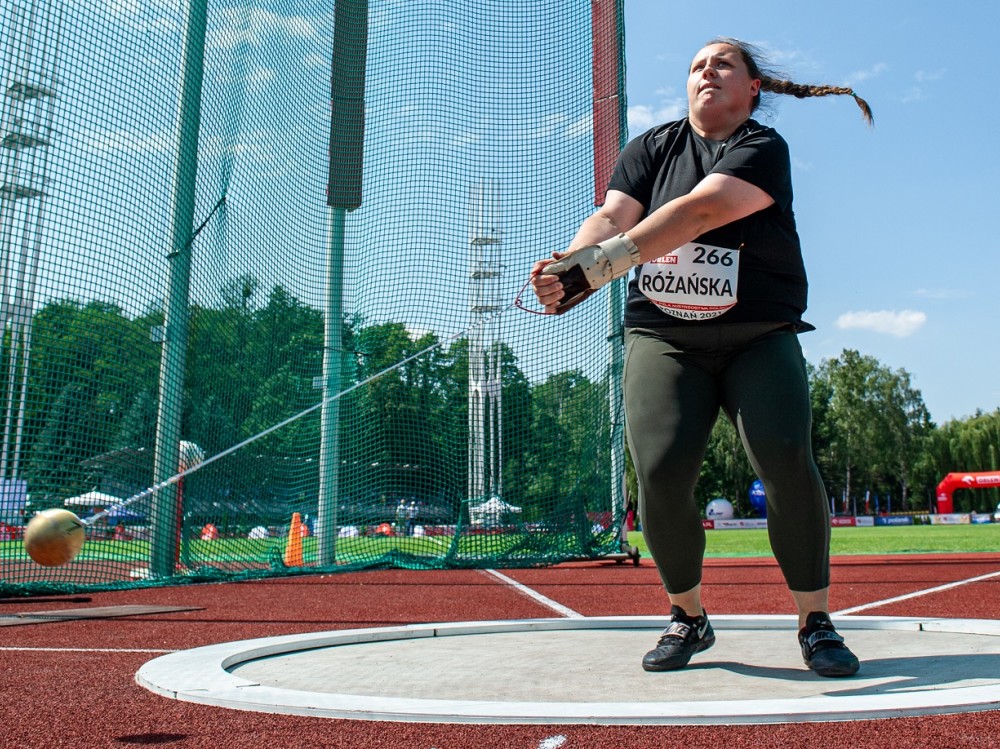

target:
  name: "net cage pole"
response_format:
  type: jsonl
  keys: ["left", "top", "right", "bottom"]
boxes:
{"left": 319, "top": 0, "right": 368, "bottom": 564}
{"left": 316, "top": 207, "right": 346, "bottom": 566}
{"left": 150, "top": 0, "right": 209, "bottom": 578}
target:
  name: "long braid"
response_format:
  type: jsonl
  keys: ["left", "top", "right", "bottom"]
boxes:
{"left": 705, "top": 37, "right": 875, "bottom": 127}
{"left": 761, "top": 77, "right": 874, "bottom": 126}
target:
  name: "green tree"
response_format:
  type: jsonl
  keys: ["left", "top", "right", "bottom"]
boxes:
{"left": 349, "top": 322, "right": 455, "bottom": 512}
{"left": 814, "top": 349, "right": 932, "bottom": 511}
{"left": 930, "top": 410, "right": 1000, "bottom": 512}
{"left": 19, "top": 300, "right": 159, "bottom": 496}
{"left": 807, "top": 360, "right": 837, "bottom": 497}
{"left": 26, "top": 383, "right": 92, "bottom": 497}
{"left": 497, "top": 343, "right": 533, "bottom": 510}
{"left": 876, "top": 367, "right": 933, "bottom": 509}
{"left": 527, "top": 370, "right": 610, "bottom": 522}
{"left": 699, "top": 417, "right": 756, "bottom": 514}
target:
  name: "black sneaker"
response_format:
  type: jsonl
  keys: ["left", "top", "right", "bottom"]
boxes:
{"left": 798, "top": 611, "right": 860, "bottom": 677}
{"left": 642, "top": 605, "right": 715, "bottom": 672}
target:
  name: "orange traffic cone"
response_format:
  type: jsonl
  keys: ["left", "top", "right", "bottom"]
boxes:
{"left": 283, "top": 512, "right": 304, "bottom": 566}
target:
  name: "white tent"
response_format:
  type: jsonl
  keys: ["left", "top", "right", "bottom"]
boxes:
{"left": 0, "top": 478, "right": 26, "bottom": 524}
{"left": 64, "top": 491, "right": 121, "bottom": 508}
{"left": 468, "top": 496, "right": 522, "bottom": 526}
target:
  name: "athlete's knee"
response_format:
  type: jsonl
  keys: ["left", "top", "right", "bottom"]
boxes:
{"left": 748, "top": 434, "right": 814, "bottom": 475}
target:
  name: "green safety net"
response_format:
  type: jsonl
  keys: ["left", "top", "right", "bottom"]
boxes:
{"left": 0, "top": 0, "right": 631, "bottom": 597}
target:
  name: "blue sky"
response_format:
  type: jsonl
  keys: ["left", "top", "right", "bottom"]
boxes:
{"left": 619, "top": 0, "right": 1000, "bottom": 423}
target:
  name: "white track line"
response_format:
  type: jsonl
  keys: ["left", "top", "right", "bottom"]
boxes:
{"left": 1, "top": 646, "right": 175, "bottom": 653}
{"left": 834, "top": 568, "right": 1000, "bottom": 616}
{"left": 483, "top": 569, "right": 583, "bottom": 618}
{"left": 538, "top": 737, "right": 568, "bottom": 749}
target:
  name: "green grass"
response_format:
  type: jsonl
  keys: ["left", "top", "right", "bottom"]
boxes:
{"left": 628, "top": 524, "right": 1000, "bottom": 558}
{"left": 5, "top": 525, "right": 999, "bottom": 567}
{"left": 1, "top": 535, "right": 465, "bottom": 564}
{"left": 0, "top": 531, "right": 583, "bottom": 565}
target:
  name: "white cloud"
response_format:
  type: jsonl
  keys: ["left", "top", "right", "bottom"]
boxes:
{"left": 835, "top": 309, "right": 926, "bottom": 337}
{"left": 105, "top": 0, "right": 140, "bottom": 16}
{"left": 209, "top": 8, "right": 320, "bottom": 50}
{"left": 627, "top": 100, "right": 685, "bottom": 134}
{"left": 914, "top": 287, "right": 973, "bottom": 300}
{"left": 406, "top": 326, "right": 432, "bottom": 341}
{"left": 844, "top": 62, "right": 887, "bottom": 86}
{"left": 565, "top": 114, "right": 592, "bottom": 139}
{"left": 282, "top": 16, "right": 319, "bottom": 38}
{"left": 248, "top": 67, "right": 276, "bottom": 89}
{"left": 762, "top": 46, "right": 814, "bottom": 69}
{"left": 83, "top": 128, "right": 173, "bottom": 155}
{"left": 727, "top": 42, "right": 819, "bottom": 76}
{"left": 529, "top": 114, "right": 569, "bottom": 139}
{"left": 900, "top": 69, "right": 945, "bottom": 104}
{"left": 103, "top": 0, "right": 179, "bottom": 33}
{"left": 450, "top": 132, "right": 480, "bottom": 148}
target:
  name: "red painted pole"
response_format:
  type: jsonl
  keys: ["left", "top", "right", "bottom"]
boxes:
{"left": 591, "top": 0, "right": 625, "bottom": 207}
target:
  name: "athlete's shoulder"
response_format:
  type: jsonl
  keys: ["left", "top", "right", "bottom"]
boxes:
{"left": 649, "top": 118, "right": 688, "bottom": 144}
{"left": 733, "top": 119, "right": 788, "bottom": 148}
{"left": 620, "top": 119, "right": 688, "bottom": 159}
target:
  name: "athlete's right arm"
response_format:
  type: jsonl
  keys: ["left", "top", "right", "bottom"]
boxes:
{"left": 529, "top": 190, "right": 644, "bottom": 314}
{"left": 565, "top": 190, "right": 646, "bottom": 253}
{"left": 532, "top": 172, "right": 774, "bottom": 314}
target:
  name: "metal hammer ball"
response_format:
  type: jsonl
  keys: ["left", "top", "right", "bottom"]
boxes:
{"left": 23, "top": 508, "right": 86, "bottom": 567}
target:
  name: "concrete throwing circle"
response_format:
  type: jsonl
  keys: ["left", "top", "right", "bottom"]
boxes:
{"left": 136, "top": 615, "right": 1000, "bottom": 725}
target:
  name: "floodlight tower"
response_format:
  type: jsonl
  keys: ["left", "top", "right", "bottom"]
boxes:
{"left": 467, "top": 179, "right": 504, "bottom": 502}
{"left": 0, "top": 0, "right": 61, "bottom": 481}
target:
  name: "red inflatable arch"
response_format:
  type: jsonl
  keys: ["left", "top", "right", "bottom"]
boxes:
{"left": 935, "top": 471, "right": 1000, "bottom": 513}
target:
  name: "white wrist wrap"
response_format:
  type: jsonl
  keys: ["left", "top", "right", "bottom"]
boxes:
{"left": 600, "top": 233, "right": 641, "bottom": 281}
{"left": 548, "top": 233, "right": 640, "bottom": 291}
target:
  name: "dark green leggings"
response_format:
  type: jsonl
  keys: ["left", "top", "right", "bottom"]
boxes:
{"left": 623, "top": 324, "right": 830, "bottom": 595}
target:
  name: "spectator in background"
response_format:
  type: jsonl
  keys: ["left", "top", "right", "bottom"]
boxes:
{"left": 405, "top": 500, "right": 418, "bottom": 536}
{"left": 395, "top": 498, "right": 407, "bottom": 533}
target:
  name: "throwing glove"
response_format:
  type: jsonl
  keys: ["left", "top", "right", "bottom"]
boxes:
{"left": 545, "top": 234, "right": 640, "bottom": 314}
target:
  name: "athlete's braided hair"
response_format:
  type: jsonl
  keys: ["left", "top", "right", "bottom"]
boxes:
{"left": 707, "top": 37, "right": 874, "bottom": 127}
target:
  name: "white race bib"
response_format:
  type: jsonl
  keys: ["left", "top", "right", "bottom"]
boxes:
{"left": 638, "top": 242, "right": 740, "bottom": 320}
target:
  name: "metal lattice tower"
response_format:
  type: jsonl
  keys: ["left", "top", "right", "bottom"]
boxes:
{"left": 467, "top": 179, "right": 504, "bottom": 502}
{"left": 0, "top": 0, "right": 60, "bottom": 481}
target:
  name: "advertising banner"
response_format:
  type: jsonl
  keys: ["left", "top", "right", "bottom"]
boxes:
{"left": 714, "top": 518, "right": 769, "bottom": 530}
{"left": 928, "top": 513, "right": 971, "bottom": 525}
{"left": 701, "top": 516, "right": 884, "bottom": 530}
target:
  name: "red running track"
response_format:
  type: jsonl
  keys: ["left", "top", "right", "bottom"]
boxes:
{"left": 3, "top": 553, "right": 1000, "bottom": 749}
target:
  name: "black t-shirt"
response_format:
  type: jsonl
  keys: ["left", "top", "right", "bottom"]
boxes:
{"left": 608, "top": 118, "right": 810, "bottom": 329}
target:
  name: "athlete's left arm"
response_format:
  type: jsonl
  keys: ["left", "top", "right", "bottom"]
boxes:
{"left": 626, "top": 173, "right": 774, "bottom": 262}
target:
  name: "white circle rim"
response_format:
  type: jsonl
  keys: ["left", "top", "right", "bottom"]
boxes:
{"left": 135, "top": 615, "right": 1000, "bottom": 725}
